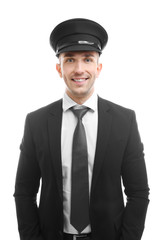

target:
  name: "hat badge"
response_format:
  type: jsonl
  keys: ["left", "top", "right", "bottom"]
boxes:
{"left": 78, "top": 40, "right": 94, "bottom": 45}
{"left": 78, "top": 40, "right": 101, "bottom": 50}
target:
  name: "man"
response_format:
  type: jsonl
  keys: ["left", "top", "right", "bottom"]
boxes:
{"left": 14, "top": 18, "right": 149, "bottom": 240}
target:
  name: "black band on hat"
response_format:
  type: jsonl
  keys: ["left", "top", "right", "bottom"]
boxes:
{"left": 55, "top": 33, "right": 102, "bottom": 56}
{"left": 56, "top": 41, "right": 102, "bottom": 55}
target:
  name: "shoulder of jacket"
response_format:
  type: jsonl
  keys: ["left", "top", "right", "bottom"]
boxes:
{"left": 98, "top": 96, "right": 135, "bottom": 123}
{"left": 26, "top": 99, "right": 62, "bottom": 123}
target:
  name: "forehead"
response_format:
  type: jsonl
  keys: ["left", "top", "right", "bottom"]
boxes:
{"left": 59, "top": 51, "right": 99, "bottom": 58}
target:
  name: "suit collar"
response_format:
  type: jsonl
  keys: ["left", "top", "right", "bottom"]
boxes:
{"left": 49, "top": 99, "right": 63, "bottom": 115}
{"left": 98, "top": 96, "right": 110, "bottom": 112}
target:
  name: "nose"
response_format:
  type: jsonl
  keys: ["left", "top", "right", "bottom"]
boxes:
{"left": 74, "top": 61, "right": 84, "bottom": 74}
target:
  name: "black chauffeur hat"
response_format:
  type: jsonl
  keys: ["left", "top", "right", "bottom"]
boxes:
{"left": 50, "top": 18, "right": 108, "bottom": 57}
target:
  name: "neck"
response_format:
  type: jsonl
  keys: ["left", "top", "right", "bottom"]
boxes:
{"left": 66, "top": 89, "right": 94, "bottom": 105}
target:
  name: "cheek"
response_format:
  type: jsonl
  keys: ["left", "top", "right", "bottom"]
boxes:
{"left": 61, "top": 70, "right": 71, "bottom": 85}
{"left": 61, "top": 66, "right": 71, "bottom": 79}
{"left": 89, "top": 64, "right": 100, "bottom": 78}
{"left": 91, "top": 69, "right": 99, "bottom": 79}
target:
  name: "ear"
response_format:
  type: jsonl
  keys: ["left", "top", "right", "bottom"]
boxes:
{"left": 56, "top": 63, "right": 62, "bottom": 78}
{"left": 96, "top": 63, "right": 102, "bottom": 78}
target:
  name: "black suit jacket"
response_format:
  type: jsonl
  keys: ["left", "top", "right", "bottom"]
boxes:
{"left": 14, "top": 97, "right": 149, "bottom": 240}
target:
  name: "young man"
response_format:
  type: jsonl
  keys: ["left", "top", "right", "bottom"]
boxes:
{"left": 14, "top": 18, "right": 149, "bottom": 240}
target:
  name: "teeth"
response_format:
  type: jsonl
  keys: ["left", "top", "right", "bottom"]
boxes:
{"left": 73, "top": 79, "right": 86, "bottom": 82}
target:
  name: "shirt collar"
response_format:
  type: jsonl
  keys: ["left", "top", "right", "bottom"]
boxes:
{"left": 62, "top": 92, "right": 98, "bottom": 112}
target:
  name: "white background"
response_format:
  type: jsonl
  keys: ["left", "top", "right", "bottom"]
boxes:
{"left": 0, "top": 0, "right": 159, "bottom": 239}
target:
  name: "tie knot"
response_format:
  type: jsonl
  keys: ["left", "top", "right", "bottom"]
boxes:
{"left": 71, "top": 107, "right": 89, "bottom": 120}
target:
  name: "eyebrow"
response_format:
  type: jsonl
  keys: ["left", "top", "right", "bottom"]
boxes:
{"left": 83, "top": 54, "right": 95, "bottom": 58}
{"left": 63, "top": 53, "right": 75, "bottom": 57}
{"left": 63, "top": 52, "right": 96, "bottom": 58}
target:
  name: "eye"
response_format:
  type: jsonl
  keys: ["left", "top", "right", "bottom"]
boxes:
{"left": 66, "top": 58, "right": 74, "bottom": 63}
{"left": 85, "top": 58, "right": 92, "bottom": 63}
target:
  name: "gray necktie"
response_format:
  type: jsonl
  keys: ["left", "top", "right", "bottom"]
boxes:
{"left": 70, "top": 107, "right": 90, "bottom": 233}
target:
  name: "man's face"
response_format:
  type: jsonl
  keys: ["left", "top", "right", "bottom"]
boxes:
{"left": 56, "top": 51, "right": 102, "bottom": 103}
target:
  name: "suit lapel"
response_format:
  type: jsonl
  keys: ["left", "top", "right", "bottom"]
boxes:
{"left": 91, "top": 97, "right": 112, "bottom": 194}
{"left": 47, "top": 97, "right": 112, "bottom": 202}
{"left": 47, "top": 99, "right": 63, "bottom": 202}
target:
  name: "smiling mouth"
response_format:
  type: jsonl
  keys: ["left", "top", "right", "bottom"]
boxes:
{"left": 72, "top": 78, "right": 88, "bottom": 82}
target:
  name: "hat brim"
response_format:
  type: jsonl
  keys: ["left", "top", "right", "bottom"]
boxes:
{"left": 56, "top": 44, "right": 102, "bottom": 57}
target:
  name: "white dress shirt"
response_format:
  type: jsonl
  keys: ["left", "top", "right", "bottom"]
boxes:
{"left": 61, "top": 92, "right": 98, "bottom": 234}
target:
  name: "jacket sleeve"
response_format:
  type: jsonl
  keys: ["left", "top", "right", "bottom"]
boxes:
{"left": 14, "top": 114, "right": 44, "bottom": 240}
{"left": 121, "top": 111, "right": 150, "bottom": 240}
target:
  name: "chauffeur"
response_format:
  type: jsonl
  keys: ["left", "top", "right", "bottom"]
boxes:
{"left": 14, "top": 18, "right": 149, "bottom": 240}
